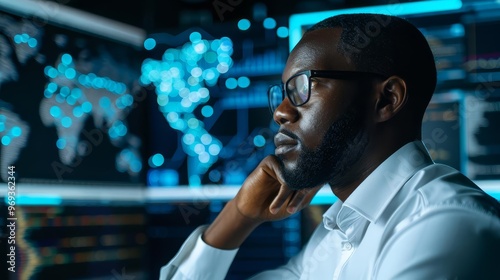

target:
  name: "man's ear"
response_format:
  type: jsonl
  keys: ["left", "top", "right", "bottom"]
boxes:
{"left": 374, "top": 76, "right": 407, "bottom": 123}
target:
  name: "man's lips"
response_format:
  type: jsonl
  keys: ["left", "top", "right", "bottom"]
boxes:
{"left": 274, "top": 130, "right": 299, "bottom": 155}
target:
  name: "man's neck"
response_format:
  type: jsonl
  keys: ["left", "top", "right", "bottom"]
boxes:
{"left": 329, "top": 137, "right": 417, "bottom": 202}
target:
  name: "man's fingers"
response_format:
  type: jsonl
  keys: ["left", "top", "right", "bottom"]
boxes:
{"left": 287, "top": 185, "right": 323, "bottom": 213}
{"left": 286, "top": 189, "right": 308, "bottom": 213}
{"left": 269, "top": 185, "right": 293, "bottom": 214}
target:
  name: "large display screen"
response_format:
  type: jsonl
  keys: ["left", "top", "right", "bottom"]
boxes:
{"left": 0, "top": 10, "right": 145, "bottom": 184}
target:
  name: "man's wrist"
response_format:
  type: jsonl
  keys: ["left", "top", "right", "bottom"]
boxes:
{"left": 202, "top": 199, "right": 262, "bottom": 249}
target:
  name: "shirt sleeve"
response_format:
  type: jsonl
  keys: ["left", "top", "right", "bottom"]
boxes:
{"left": 159, "top": 225, "right": 239, "bottom": 280}
{"left": 374, "top": 207, "right": 500, "bottom": 280}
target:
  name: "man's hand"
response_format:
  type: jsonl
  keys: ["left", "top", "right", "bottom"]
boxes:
{"left": 234, "top": 155, "right": 321, "bottom": 222}
{"left": 203, "top": 155, "right": 322, "bottom": 249}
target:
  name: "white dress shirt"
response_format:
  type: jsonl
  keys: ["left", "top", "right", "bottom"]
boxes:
{"left": 160, "top": 141, "right": 500, "bottom": 279}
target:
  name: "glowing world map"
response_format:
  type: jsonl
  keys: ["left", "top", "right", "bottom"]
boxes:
{"left": 140, "top": 32, "right": 233, "bottom": 185}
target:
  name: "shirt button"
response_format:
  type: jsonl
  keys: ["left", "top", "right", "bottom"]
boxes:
{"left": 343, "top": 242, "right": 353, "bottom": 251}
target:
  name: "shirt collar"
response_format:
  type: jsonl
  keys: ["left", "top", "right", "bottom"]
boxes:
{"left": 323, "top": 141, "right": 434, "bottom": 230}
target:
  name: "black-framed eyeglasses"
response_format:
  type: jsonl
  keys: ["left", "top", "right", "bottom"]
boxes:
{"left": 267, "top": 70, "right": 387, "bottom": 114}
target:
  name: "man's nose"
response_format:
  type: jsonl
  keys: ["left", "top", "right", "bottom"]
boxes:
{"left": 273, "top": 97, "right": 299, "bottom": 125}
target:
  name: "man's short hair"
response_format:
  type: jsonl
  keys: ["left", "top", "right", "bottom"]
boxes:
{"left": 307, "top": 13, "right": 437, "bottom": 116}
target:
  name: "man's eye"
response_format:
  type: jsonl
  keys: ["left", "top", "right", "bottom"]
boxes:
{"left": 310, "top": 79, "right": 319, "bottom": 88}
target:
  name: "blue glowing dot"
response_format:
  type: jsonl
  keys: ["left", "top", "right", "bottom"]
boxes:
{"left": 21, "top": 33, "right": 29, "bottom": 41}
{"left": 201, "top": 134, "right": 212, "bottom": 145}
{"left": 172, "top": 119, "right": 186, "bottom": 131}
{"left": 189, "top": 32, "right": 202, "bottom": 43}
{"left": 65, "top": 68, "right": 76, "bottom": 79}
{"left": 60, "top": 86, "right": 70, "bottom": 97}
{"left": 237, "top": 76, "right": 250, "bottom": 88}
{"left": 146, "top": 169, "right": 162, "bottom": 185}
{"left": 131, "top": 161, "right": 142, "bottom": 173}
{"left": 204, "top": 52, "right": 217, "bottom": 63}
{"left": 450, "top": 23, "right": 464, "bottom": 37}
{"left": 187, "top": 118, "right": 199, "bottom": 129}
{"left": 210, "top": 40, "right": 220, "bottom": 51}
{"left": 1, "top": 136, "right": 11, "bottom": 146}
{"left": 56, "top": 138, "right": 66, "bottom": 149}
{"left": 263, "top": 18, "right": 277, "bottom": 29}
{"left": 108, "top": 81, "right": 117, "bottom": 92}
{"left": 47, "top": 68, "right": 58, "bottom": 78}
{"left": 217, "top": 64, "right": 229, "bottom": 74}
{"left": 115, "top": 83, "right": 126, "bottom": 94}
{"left": 27, "top": 38, "right": 37, "bottom": 48}
{"left": 44, "top": 66, "right": 51, "bottom": 76}
{"left": 50, "top": 106, "right": 61, "bottom": 118}
{"left": 116, "top": 99, "right": 125, "bottom": 109}
{"left": 148, "top": 169, "right": 160, "bottom": 185}
{"left": 73, "top": 107, "right": 83, "bottom": 118}
{"left": 66, "top": 96, "right": 77, "bottom": 106}
{"left": 93, "top": 77, "right": 104, "bottom": 88}
{"left": 122, "top": 94, "right": 134, "bottom": 106}
{"left": 44, "top": 90, "right": 53, "bottom": 98}
{"left": 117, "top": 123, "right": 127, "bottom": 137}
{"left": 238, "top": 19, "right": 251, "bottom": 31}
{"left": 82, "top": 102, "right": 92, "bottom": 113}
{"left": 140, "top": 75, "right": 150, "bottom": 86}
{"left": 151, "top": 154, "right": 165, "bottom": 167}
{"left": 219, "top": 37, "right": 233, "bottom": 50}
{"left": 208, "top": 144, "right": 221, "bottom": 156}
{"left": 159, "top": 169, "right": 178, "bottom": 186}
{"left": 218, "top": 53, "right": 231, "bottom": 64}
{"left": 225, "top": 78, "right": 237, "bottom": 89}
{"left": 14, "top": 34, "right": 22, "bottom": 44}
{"left": 253, "top": 135, "right": 266, "bottom": 147}
{"left": 61, "top": 117, "right": 72, "bottom": 128}
{"left": 78, "top": 74, "right": 87, "bottom": 85}
{"left": 46, "top": 82, "right": 57, "bottom": 93}
{"left": 183, "top": 133, "right": 195, "bottom": 145}
{"left": 181, "top": 98, "right": 192, "bottom": 108}
{"left": 166, "top": 112, "right": 179, "bottom": 123}
{"left": 204, "top": 69, "right": 217, "bottom": 83}
{"left": 109, "top": 128, "right": 118, "bottom": 139}
{"left": 61, "top": 53, "right": 72, "bottom": 65}
{"left": 57, "top": 63, "right": 66, "bottom": 73}
{"left": 144, "top": 38, "right": 157, "bottom": 50}
{"left": 11, "top": 126, "right": 22, "bottom": 137}
{"left": 199, "top": 152, "right": 210, "bottom": 163}
{"left": 99, "top": 97, "right": 111, "bottom": 108}
{"left": 201, "top": 105, "right": 213, "bottom": 118}
{"left": 277, "top": 26, "right": 289, "bottom": 38}
{"left": 70, "top": 88, "right": 82, "bottom": 99}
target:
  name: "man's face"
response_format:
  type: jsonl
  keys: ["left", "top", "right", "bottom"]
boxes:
{"left": 273, "top": 28, "right": 372, "bottom": 190}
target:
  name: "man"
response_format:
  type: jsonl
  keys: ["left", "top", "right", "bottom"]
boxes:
{"left": 160, "top": 14, "right": 500, "bottom": 279}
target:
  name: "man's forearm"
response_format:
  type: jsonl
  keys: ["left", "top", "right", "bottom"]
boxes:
{"left": 202, "top": 199, "right": 262, "bottom": 249}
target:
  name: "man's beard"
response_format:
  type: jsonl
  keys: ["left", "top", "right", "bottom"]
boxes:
{"left": 277, "top": 109, "right": 369, "bottom": 190}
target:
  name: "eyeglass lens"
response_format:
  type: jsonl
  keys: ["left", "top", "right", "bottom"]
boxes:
{"left": 287, "top": 74, "right": 309, "bottom": 106}
{"left": 268, "top": 73, "right": 310, "bottom": 113}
